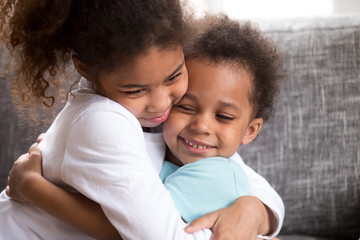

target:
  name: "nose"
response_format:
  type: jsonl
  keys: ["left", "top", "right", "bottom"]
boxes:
{"left": 190, "top": 114, "right": 212, "bottom": 135}
{"left": 147, "top": 88, "right": 171, "bottom": 113}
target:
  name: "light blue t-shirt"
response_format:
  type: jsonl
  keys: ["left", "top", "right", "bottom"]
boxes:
{"left": 159, "top": 157, "right": 250, "bottom": 223}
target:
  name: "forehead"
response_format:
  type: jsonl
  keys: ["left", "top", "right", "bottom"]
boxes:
{"left": 185, "top": 58, "right": 253, "bottom": 103}
{"left": 112, "top": 45, "right": 184, "bottom": 85}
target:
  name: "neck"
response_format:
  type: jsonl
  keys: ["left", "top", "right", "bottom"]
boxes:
{"left": 142, "top": 124, "right": 163, "bottom": 133}
{"left": 165, "top": 147, "right": 183, "bottom": 166}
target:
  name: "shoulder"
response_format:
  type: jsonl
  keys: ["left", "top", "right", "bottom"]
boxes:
{"left": 167, "top": 157, "right": 247, "bottom": 185}
{"left": 67, "top": 93, "right": 140, "bottom": 131}
{"left": 59, "top": 94, "right": 144, "bottom": 147}
{"left": 159, "top": 161, "right": 179, "bottom": 182}
{"left": 180, "top": 157, "right": 244, "bottom": 174}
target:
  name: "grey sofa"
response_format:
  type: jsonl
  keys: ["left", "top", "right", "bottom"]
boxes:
{"left": 0, "top": 15, "right": 359, "bottom": 240}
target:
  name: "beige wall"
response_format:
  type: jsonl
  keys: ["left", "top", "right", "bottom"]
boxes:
{"left": 333, "top": 0, "right": 360, "bottom": 14}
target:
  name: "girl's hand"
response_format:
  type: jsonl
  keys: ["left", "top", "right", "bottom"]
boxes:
{"left": 6, "top": 143, "right": 43, "bottom": 203}
{"left": 36, "top": 133, "right": 46, "bottom": 143}
{"left": 185, "top": 196, "right": 277, "bottom": 240}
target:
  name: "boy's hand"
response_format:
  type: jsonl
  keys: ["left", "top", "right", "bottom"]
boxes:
{"left": 185, "top": 196, "right": 276, "bottom": 240}
{"left": 6, "top": 143, "right": 43, "bottom": 203}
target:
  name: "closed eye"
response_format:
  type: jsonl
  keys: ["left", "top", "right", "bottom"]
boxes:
{"left": 124, "top": 89, "right": 146, "bottom": 96}
{"left": 168, "top": 72, "right": 182, "bottom": 83}
{"left": 216, "top": 114, "right": 235, "bottom": 121}
{"left": 177, "top": 105, "right": 195, "bottom": 113}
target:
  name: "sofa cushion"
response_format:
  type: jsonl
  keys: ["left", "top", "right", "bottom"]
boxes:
{"left": 239, "top": 16, "right": 360, "bottom": 239}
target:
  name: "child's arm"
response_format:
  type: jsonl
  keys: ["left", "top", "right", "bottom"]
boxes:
{"left": 185, "top": 196, "right": 276, "bottom": 239}
{"left": 6, "top": 144, "right": 121, "bottom": 240}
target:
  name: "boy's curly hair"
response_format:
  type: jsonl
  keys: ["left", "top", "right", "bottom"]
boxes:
{"left": 184, "top": 14, "right": 284, "bottom": 122}
{"left": 0, "top": 0, "right": 187, "bottom": 118}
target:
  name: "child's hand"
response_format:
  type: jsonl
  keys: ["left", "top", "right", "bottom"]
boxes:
{"left": 6, "top": 143, "right": 43, "bottom": 203}
{"left": 185, "top": 196, "right": 276, "bottom": 240}
{"left": 36, "top": 133, "right": 46, "bottom": 143}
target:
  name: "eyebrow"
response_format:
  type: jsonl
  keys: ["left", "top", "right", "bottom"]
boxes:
{"left": 121, "top": 60, "right": 185, "bottom": 89}
{"left": 219, "top": 101, "right": 240, "bottom": 111}
{"left": 183, "top": 93, "right": 241, "bottom": 112}
{"left": 166, "top": 60, "right": 185, "bottom": 80}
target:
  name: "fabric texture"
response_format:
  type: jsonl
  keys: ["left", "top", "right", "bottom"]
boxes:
{"left": 239, "top": 15, "right": 360, "bottom": 239}
{"left": 160, "top": 157, "right": 250, "bottom": 223}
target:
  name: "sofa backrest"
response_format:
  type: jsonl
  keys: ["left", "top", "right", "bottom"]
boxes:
{"left": 0, "top": 47, "right": 64, "bottom": 190}
{"left": 239, "top": 15, "right": 360, "bottom": 239}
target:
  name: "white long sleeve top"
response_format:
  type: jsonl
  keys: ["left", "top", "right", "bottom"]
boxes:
{"left": 0, "top": 79, "right": 284, "bottom": 240}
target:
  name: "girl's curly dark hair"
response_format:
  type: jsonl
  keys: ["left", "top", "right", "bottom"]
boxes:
{"left": 184, "top": 14, "right": 284, "bottom": 122}
{"left": 0, "top": 0, "right": 187, "bottom": 115}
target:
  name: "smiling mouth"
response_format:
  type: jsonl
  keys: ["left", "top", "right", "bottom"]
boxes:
{"left": 144, "top": 108, "right": 171, "bottom": 124}
{"left": 184, "top": 138, "right": 214, "bottom": 150}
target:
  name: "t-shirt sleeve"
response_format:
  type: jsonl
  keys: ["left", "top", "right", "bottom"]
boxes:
{"left": 163, "top": 157, "right": 250, "bottom": 223}
{"left": 159, "top": 161, "right": 180, "bottom": 182}
{"left": 61, "top": 109, "right": 212, "bottom": 240}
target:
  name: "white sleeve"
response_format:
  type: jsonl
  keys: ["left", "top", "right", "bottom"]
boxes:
{"left": 230, "top": 153, "right": 285, "bottom": 239}
{"left": 61, "top": 109, "right": 212, "bottom": 240}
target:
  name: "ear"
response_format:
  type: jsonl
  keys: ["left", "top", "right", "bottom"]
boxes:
{"left": 72, "top": 55, "right": 92, "bottom": 81}
{"left": 241, "top": 118, "right": 263, "bottom": 145}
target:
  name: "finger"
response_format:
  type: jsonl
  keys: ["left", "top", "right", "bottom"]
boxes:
{"left": 5, "top": 185, "right": 28, "bottom": 203}
{"left": 5, "top": 185, "right": 10, "bottom": 196}
{"left": 210, "top": 224, "right": 256, "bottom": 240}
{"left": 15, "top": 153, "right": 30, "bottom": 164}
{"left": 184, "top": 211, "right": 220, "bottom": 233}
{"left": 28, "top": 143, "right": 42, "bottom": 159}
{"left": 37, "top": 133, "right": 46, "bottom": 143}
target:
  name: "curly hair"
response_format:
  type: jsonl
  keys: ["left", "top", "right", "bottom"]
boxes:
{"left": 0, "top": 0, "right": 186, "bottom": 112}
{"left": 184, "top": 14, "right": 284, "bottom": 122}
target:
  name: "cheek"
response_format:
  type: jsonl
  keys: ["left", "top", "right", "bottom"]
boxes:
{"left": 163, "top": 113, "right": 184, "bottom": 145}
{"left": 163, "top": 123, "right": 176, "bottom": 149}
{"left": 172, "top": 75, "right": 188, "bottom": 103}
{"left": 219, "top": 129, "right": 244, "bottom": 156}
{"left": 121, "top": 99, "right": 146, "bottom": 118}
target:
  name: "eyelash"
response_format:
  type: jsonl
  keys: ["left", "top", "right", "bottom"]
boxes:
{"left": 178, "top": 105, "right": 235, "bottom": 121}
{"left": 123, "top": 71, "right": 182, "bottom": 96}
{"left": 177, "top": 105, "right": 194, "bottom": 112}
{"left": 168, "top": 72, "right": 182, "bottom": 82}
{"left": 216, "top": 114, "right": 235, "bottom": 121}
{"left": 125, "top": 89, "right": 145, "bottom": 96}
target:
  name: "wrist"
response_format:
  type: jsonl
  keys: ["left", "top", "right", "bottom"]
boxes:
{"left": 21, "top": 172, "right": 44, "bottom": 202}
{"left": 256, "top": 200, "right": 278, "bottom": 237}
{"left": 260, "top": 205, "right": 278, "bottom": 237}
{"left": 234, "top": 196, "right": 272, "bottom": 236}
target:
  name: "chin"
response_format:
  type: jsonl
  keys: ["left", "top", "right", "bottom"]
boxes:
{"left": 181, "top": 156, "right": 202, "bottom": 165}
{"left": 139, "top": 120, "right": 162, "bottom": 128}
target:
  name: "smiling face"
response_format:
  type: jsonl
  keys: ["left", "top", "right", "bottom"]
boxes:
{"left": 76, "top": 45, "right": 188, "bottom": 128}
{"left": 163, "top": 58, "right": 263, "bottom": 165}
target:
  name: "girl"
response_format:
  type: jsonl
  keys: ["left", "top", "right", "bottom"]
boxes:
{"left": 1, "top": 1, "right": 283, "bottom": 239}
